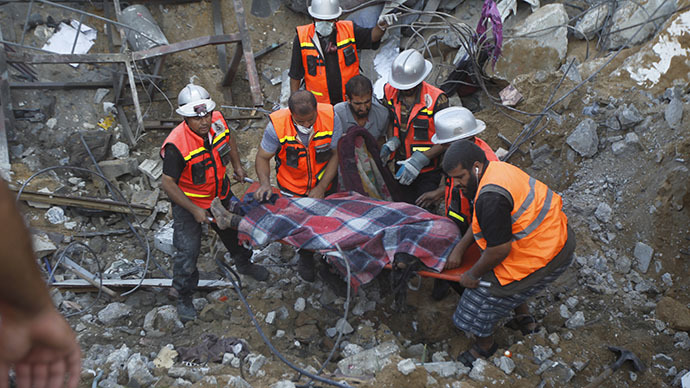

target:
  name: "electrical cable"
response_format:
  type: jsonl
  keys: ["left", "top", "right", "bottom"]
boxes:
{"left": 215, "top": 252, "right": 354, "bottom": 388}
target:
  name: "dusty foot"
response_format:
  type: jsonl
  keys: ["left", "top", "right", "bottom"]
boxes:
{"left": 210, "top": 197, "right": 241, "bottom": 230}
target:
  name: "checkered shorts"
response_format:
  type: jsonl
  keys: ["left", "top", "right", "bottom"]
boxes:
{"left": 452, "top": 261, "right": 569, "bottom": 337}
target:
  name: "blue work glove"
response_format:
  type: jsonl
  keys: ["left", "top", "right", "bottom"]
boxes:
{"left": 395, "top": 151, "right": 429, "bottom": 185}
{"left": 379, "top": 137, "right": 401, "bottom": 163}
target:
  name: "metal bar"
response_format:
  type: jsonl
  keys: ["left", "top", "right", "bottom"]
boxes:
{"left": 223, "top": 40, "right": 243, "bottom": 90}
{"left": 131, "top": 34, "right": 241, "bottom": 61}
{"left": 116, "top": 105, "right": 136, "bottom": 145}
{"left": 14, "top": 189, "right": 152, "bottom": 215}
{"left": 70, "top": 14, "right": 84, "bottom": 55}
{"left": 253, "top": 42, "right": 284, "bottom": 60}
{"left": 19, "top": 0, "right": 35, "bottom": 45}
{"left": 9, "top": 81, "right": 113, "bottom": 89}
{"left": 0, "top": 27, "right": 14, "bottom": 174}
{"left": 230, "top": 0, "right": 263, "bottom": 106}
{"left": 61, "top": 257, "right": 119, "bottom": 299}
{"left": 124, "top": 57, "right": 144, "bottom": 142}
{"left": 53, "top": 279, "right": 234, "bottom": 289}
{"left": 144, "top": 56, "right": 165, "bottom": 101}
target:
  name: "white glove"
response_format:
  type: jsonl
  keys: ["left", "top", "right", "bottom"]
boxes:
{"left": 379, "top": 137, "right": 401, "bottom": 163}
{"left": 377, "top": 13, "right": 398, "bottom": 30}
{"left": 395, "top": 151, "right": 430, "bottom": 185}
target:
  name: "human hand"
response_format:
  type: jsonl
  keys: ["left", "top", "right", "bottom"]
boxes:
{"left": 395, "top": 151, "right": 429, "bottom": 185}
{"left": 0, "top": 309, "right": 81, "bottom": 388}
{"left": 377, "top": 13, "right": 398, "bottom": 29}
{"left": 308, "top": 186, "right": 326, "bottom": 199}
{"left": 415, "top": 187, "right": 443, "bottom": 208}
{"left": 191, "top": 206, "right": 210, "bottom": 224}
{"left": 253, "top": 184, "right": 273, "bottom": 202}
{"left": 232, "top": 166, "right": 247, "bottom": 183}
{"left": 379, "top": 137, "right": 400, "bottom": 163}
{"left": 459, "top": 271, "right": 480, "bottom": 289}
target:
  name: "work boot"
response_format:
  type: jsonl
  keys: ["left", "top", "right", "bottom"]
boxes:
{"left": 319, "top": 265, "right": 348, "bottom": 298}
{"left": 235, "top": 254, "right": 269, "bottom": 281}
{"left": 177, "top": 296, "right": 197, "bottom": 323}
{"left": 297, "top": 250, "right": 316, "bottom": 282}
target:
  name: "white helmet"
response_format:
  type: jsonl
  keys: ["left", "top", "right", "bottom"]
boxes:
{"left": 388, "top": 49, "right": 432, "bottom": 90}
{"left": 308, "top": 0, "right": 341, "bottom": 20}
{"left": 176, "top": 78, "right": 216, "bottom": 117}
{"left": 432, "top": 107, "right": 486, "bottom": 144}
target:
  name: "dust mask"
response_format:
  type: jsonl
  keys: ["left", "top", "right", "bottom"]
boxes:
{"left": 314, "top": 21, "right": 334, "bottom": 36}
{"left": 294, "top": 122, "right": 314, "bottom": 136}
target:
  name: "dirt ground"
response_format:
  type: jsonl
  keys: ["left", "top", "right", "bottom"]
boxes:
{"left": 1, "top": 0, "right": 689, "bottom": 387}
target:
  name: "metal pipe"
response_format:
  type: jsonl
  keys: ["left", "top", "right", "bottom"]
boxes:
{"left": 19, "top": 0, "right": 34, "bottom": 45}
{"left": 70, "top": 14, "right": 84, "bottom": 55}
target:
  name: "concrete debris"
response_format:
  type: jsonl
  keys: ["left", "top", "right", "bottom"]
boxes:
{"left": 294, "top": 297, "right": 306, "bottom": 312}
{"left": 94, "top": 88, "right": 110, "bottom": 104}
{"left": 499, "top": 84, "right": 523, "bottom": 106}
{"left": 246, "top": 353, "right": 267, "bottom": 376}
{"left": 559, "top": 58, "right": 582, "bottom": 83}
{"left": 111, "top": 141, "right": 130, "bottom": 159}
{"left": 32, "top": 232, "right": 57, "bottom": 258}
{"left": 609, "top": 104, "right": 643, "bottom": 130}
{"left": 168, "top": 366, "right": 206, "bottom": 383}
{"left": 633, "top": 242, "right": 654, "bottom": 273}
{"left": 494, "top": 355, "right": 515, "bottom": 374}
{"left": 131, "top": 189, "right": 159, "bottom": 208}
{"left": 98, "top": 158, "right": 139, "bottom": 180}
{"left": 106, "top": 344, "right": 131, "bottom": 371}
{"left": 126, "top": 353, "right": 156, "bottom": 387}
{"left": 336, "top": 318, "right": 354, "bottom": 335}
{"left": 422, "top": 361, "right": 469, "bottom": 378}
{"left": 144, "top": 305, "right": 184, "bottom": 337}
{"left": 265, "top": 311, "right": 276, "bottom": 325}
{"left": 342, "top": 343, "right": 364, "bottom": 358}
{"left": 574, "top": 3, "right": 610, "bottom": 40}
{"left": 468, "top": 358, "right": 489, "bottom": 381}
{"left": 594, "top": 202, "right": 612, "bottom": 223}
{"left": 154, "top": 221, "right": 175, "bottom": 256}
{"left": 607, "top": 0, "right": 677, "bottom": 50}
{"left": 533, "top": 345, "right": 554, "bottom": 364}
{"left": 397, "top": 358, "right": 416, "bottom": 375}
{"left": 226, "top": 376, "right": 252, "bottom": 388}
{"left": 665, "top": 97, "right": 684, "bottom": 128}
{"left": 97, "top": 302, "right": 132, "bottom": 325}
{"left": 271, "top": 381, "right": 296, "bottom": 388}
{"left": 153, "top": 344, "right": 178, "bottom": 369}
{"left": 656, "top": 297, "right": 690, "bottom": 331}
{"left": 45, "top": 206, "right": 66, "bottom": 224}
{"left": 337, "top": 341, "right": 399, "bottom": 376}
{"left": 492, "top": 4, "right": 568, "bottom": 82}
{"left": 566, "top": 311, "right": 585, "bottom": 329}
{"left": 566, "top": 118, "right": 599, "bottom": 157}
{"left": 138, "top": 158, "right": 163, "bottom": 181}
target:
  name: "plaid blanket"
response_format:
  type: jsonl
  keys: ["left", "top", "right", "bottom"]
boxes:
{"left": 237, "top": 192, "right": 460, "bottom": 289}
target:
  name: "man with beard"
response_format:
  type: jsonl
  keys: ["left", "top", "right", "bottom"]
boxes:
{"left": 380, "top": 49, "right": 449, "bottom": 204}
{"left": 334, "top": 75, "right": 390, "bottom": 142}
{"left": 442, "top": 140, "right": 575, "bottom": 367}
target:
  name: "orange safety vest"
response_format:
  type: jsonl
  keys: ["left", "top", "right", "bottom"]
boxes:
{"left": 160, "top": 111, "right": 232, "bottom": 209}
{"left": 270, "top": 103, "right": 335, "bottom": 196}
{"left": 296, "top": 21, "right": 359, "bottom": 104}
{"left": 445, "top": 137, "right": 499, "bottom": 230}
{"left": 384, "top": 82, "right": 443, "bottom": 173}
{"left": 472, "top": 161, "right": 568, "bottom": 285}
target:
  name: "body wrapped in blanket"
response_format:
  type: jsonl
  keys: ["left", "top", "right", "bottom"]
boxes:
{"left": 211, "top": 192, "right": 461, "bottom": 290}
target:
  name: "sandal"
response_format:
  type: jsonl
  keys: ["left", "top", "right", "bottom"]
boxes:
{"left": 457, "top": 342, "right": 499, "bottom": 368}
{"left": 505, "top": 314, "right": 539, "bottom": 335}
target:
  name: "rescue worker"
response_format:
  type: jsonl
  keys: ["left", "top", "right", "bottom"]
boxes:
{"left": 416, "top": 107, "right": 499, "bottom": 300}
{"left": 380, "top": 49, "right": 449, "bottom": 204}
{"left": 442, "top": 140, "right": 575, "bottom": 367}
{"left": 289, "top": 0, "right": 397, "bottom": 104}
{"left": 0, "top": 179, "right": 81, "bottom": 388}
{"left": 254, "top": 91, "right": 345, "bottom": 292}
{"left": 334, "top": 75, "right": 390, "bottom": 142}
{"left": 161, "top": 80, "right": 268, "bottom": 322}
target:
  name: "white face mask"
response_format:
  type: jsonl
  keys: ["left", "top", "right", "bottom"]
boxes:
{"left": 314, "top": 21, "right": 334, "bottom": 36}
{"left": 294, "top": 122, "right": 314, "bottom": 136}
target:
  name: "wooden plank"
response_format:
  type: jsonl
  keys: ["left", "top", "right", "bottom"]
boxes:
{"left": 53, "top": 279, "right": 234, "bottom": 289}
{"left": 13, "top": 189, "right": 153, "bottom": 216}
{"left": 230, "top": 0, "right": 264, "bottom": 106}
{"left": 0, "top": 27, "right": 14, "bottom": 175}
{"left": 212, "top": 0, "right": 234, "bottom": 104}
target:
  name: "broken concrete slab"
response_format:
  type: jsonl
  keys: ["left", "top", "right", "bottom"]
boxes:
{"left": 131, "top": 189, "right": 159, "bottom": 208}
{"left": 566, "top": 118, "right": 599, "bottom": 157}
{"left": 491, "top": 4, "right": 569, "bottom": 83}
{"left": 574, "top": 3, "right": 611, "bottom": 40}
{"left": 138, "top": 158, "right": 163, "bottom": 181}
{"left": 337, "top": 341, "right": 400, "bottom": 377}
{"left": 98, "top": 158, "right": 139, "bottom": 180}
{"left": 607, "top": 0, "right": 677, "bottom": 50}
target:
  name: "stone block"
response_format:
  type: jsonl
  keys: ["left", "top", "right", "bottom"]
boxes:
{"left": 98, "top": 158, "right": 138, "bottom": 180}
{"left": 138, "top": 158, "right": 163, "bottom": 180}
{"left": 566, "top": 118, "right": 598, "bottom": 157}
{"left": 633, "top": 242, "right": 654, "bottom": 273}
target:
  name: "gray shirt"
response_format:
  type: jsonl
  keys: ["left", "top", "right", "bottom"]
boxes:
{"left": 260, "top": 112, "right": 343, "bottom": 154}
{"left": 333, "top": 99, "right": 390, "bottom": 140}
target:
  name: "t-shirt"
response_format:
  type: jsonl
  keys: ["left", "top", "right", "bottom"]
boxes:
{"left": 260, "top": 113, "right": 343, "bottom": 154}
{"left": 474, "top": 191, "right": 513, "bottom": 247}
{"left": 289, "top": 23, "right": 379, "bottom": 104}
{"left": 333, "top": 99, "right": 390, "bottom": 140}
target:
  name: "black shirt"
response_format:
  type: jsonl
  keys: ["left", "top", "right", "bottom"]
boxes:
{"left": 289, "top": 23, "right": 379, "bottom": 104}
{"left": 162, "top": 144, "right": 185, "bottom": 183}
{"left": 474, "top": 191, "right": 513, "bottom": 247}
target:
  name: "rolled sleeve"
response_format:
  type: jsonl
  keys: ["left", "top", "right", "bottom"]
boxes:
{"left": 260, "top": 122, "right": 281, "bottom": 154}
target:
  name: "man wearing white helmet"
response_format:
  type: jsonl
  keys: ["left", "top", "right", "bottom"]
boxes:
{"left": 289, "top": 0, "right": 397, "bottom": 105}
{"left": 418, "top": 106, "right": 499, "bottom": 300}
{"left": 380, "top": 49, "right": 449, "bottom": 205}
{"left": 161, "top": 80, "right": 268, "bottom": 322}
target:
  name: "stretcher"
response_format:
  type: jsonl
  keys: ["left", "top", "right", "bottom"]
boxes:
{"left": 240, "top": 182, "right": 480, "bottom": 282}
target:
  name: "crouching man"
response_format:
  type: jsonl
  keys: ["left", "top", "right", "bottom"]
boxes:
{"left": 161, "top": 80, "right": 268, "bottom": 322}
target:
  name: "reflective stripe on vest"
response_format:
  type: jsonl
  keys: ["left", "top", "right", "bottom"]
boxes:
{"left": 296, "top": 21, "right": 359, "bottom": 104}
{"left": 384, "top": 82, "right": 442, "bottom": 173}
{"left": 471, "top": 161, "right": 568, "bottom": 285}
{"left": 160, "top": 111, "right": 230, "bottom": 209}
{"left": 270, "top": 104, "right": 335, "bottom": 196}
